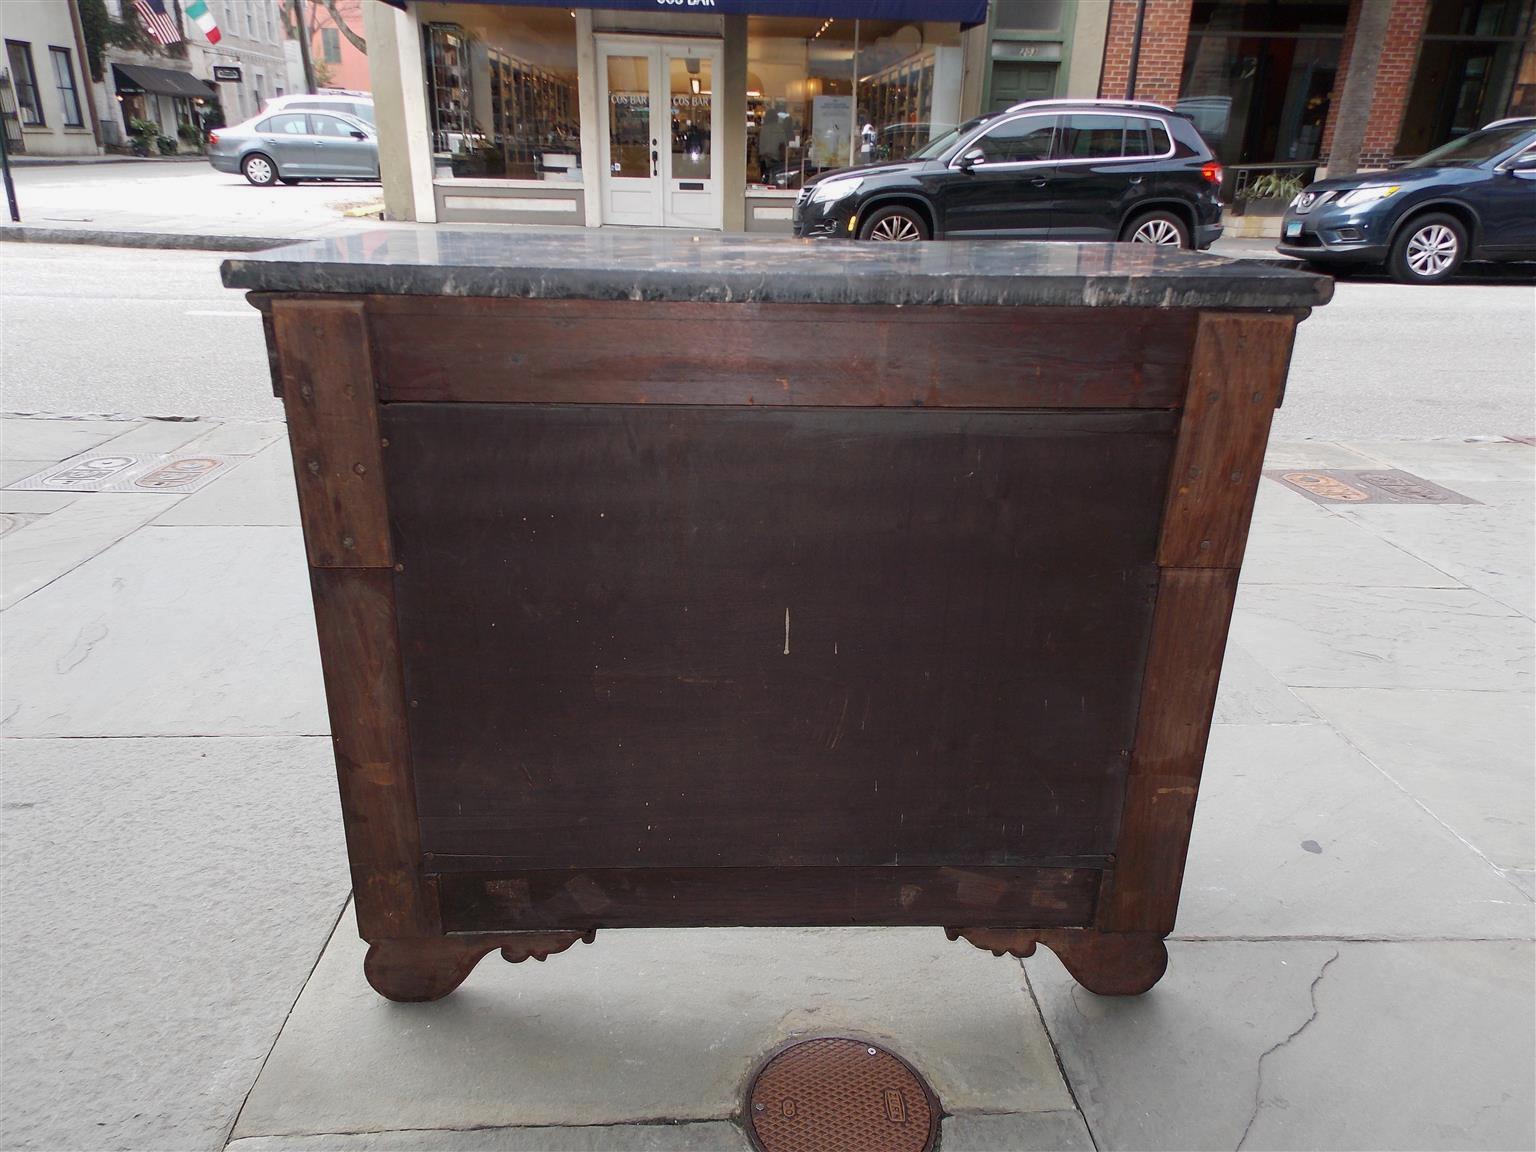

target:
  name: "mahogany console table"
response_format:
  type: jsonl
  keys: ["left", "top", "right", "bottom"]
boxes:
{"left": 225, "top": 233, "right": 1329, "bottom": 1002}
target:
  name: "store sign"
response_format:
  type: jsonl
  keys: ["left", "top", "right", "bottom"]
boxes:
{"left": 991, "top": 41, "right": 1062, "bottom": 62}
{"left": 213, "top": 65, "right": 242, "bottom": 82}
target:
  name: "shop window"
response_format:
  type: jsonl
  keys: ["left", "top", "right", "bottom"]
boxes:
{"left": 1397, "top": 0, "right": 1527, "bottom": 155}
{"left": 669, "top": 56, "right": 712, "bottom": 181}
{"left": 992, "top": 1, "right": 1063, "bottom": 32}
{"left": 6, "top": 40, "right": 43, "bottom": 127}
{"left": 50, "top": 47, "right": 83, "bottom": 128}
{"left": 423, "top": 6, "right": 580, "bottom": 182}
{"left": 747, "top": 17, "right": 962, "bottom": 189}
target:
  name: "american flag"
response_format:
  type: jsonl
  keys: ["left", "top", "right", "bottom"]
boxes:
{"left": 134, "top": 0, "right": 182, "bottom": 46}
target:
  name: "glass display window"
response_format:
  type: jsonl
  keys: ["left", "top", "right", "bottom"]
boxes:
{"left": 421, "top": 3, "right": 580, "bottom": 182}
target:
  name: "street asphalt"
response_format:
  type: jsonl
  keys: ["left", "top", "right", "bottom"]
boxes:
{"left": 0, "top": 161, "right": 1533, "bottom": 1152}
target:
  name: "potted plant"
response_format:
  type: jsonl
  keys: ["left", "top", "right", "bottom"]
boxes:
{"left": 128, "top": 116, "right": 159, "bottom": 157}
{"left": 177, "top": 122, "right": 202, "bottom": 153}
{"left": 1233, "top": 170, "right": 1307, "bottom": 217}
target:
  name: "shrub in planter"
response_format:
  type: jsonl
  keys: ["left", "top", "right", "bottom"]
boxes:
{"left": 177, "top": 122, "right": 201, "bottom": 148}
{"left": 1235, "top": 171, "right": 1307, "bottom": 215}
{"left": 156, "top": 135, "right": 177, "bottom": 155}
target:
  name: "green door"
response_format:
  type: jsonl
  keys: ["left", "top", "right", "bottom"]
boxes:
{"left": 990, "top": 62, "right": 1057, "bottom": 113}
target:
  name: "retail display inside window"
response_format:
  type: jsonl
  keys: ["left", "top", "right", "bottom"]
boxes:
{"left": 422, "top": 4, "right": 580, "bottom": 181}
{"left": 746, "top": 17, "right": 962, "bottom": 190}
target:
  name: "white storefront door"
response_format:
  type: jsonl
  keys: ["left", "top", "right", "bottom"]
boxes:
{"left": 597, "top": 38, "right": 722, "bottom": 230}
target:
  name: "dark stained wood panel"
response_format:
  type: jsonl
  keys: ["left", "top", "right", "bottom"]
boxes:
{"left": 1097, "top": 566, "right": 1240, "bottom": 934}
{"left": 386, "top": 404, "right": 1176, "bottom": 870}
{"left": 1158, "top": 312, "right": 1295, "bottom": 568}
{"left": 273, "top": 298, "right": 392, "bottom": 567}
{"left": 367, "top": 298, "right": 1195, "bottom": 409}
{"left": 309, "top": 567, "right": 438, "bottom": 938}
{"left": 435, "top": 866, "right": 1100, "bottom": 931}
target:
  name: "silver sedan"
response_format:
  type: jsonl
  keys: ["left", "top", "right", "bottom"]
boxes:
{"left": 208, "top": 109, "right": 378, "bottom": 186}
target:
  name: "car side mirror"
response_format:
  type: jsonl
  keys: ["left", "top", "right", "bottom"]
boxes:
{"left": 350, "top": 130, "right": 367, "bottom": 140}
{"left": 1502, "top": 154, "right": 1536, "bottom": 175}
{"left": 958, "top": 146, "right": 985, "bottom": 171}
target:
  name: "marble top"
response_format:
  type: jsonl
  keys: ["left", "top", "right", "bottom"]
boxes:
{"left": 221, "top": 229, "right": 1332, "bottom": 310}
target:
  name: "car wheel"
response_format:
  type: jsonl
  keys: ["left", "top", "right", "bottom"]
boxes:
{"left": 242, "top": 153, "right": 277, "bottom": 187}
{"left": 858, "top": 205, "right": 929, "bottom": 242}
{"left": 1123, "top": 209, "right": 1192, "bottom": 248}
{"left": 1389, "top": 213, "right": 1466, "bottom": 284}
{"left": 280, "top": 176, "right": 303, "bottom": 186}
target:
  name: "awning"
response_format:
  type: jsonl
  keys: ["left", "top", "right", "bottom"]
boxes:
{"left": 382, "top": 0, "right": 990, "bottom": 27}
{"left": 111, "top": 63, "right": 217, "bottom": 100}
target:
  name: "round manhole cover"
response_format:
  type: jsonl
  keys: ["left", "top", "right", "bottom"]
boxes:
{"left": 746, "top": 1037, "right": 938, "bottom": 1152}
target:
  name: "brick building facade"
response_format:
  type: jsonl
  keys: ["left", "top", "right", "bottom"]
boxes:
{"left": 1098, "top": 0, "right": 1535, "bottom": 176}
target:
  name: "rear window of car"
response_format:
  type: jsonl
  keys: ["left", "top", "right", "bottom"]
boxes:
{"left": 257, "top": 114, "right": 309, "bottom": 135}
{"left": 1057, "top": 115, "right": 1171, "bottom": 160}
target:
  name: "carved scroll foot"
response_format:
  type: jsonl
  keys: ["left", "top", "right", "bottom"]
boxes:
{"left": 945, "top": 927, "right": 1168, "bottom": 995}
{"left": 365, "top": 930, "right": 596, "bottom": 1002}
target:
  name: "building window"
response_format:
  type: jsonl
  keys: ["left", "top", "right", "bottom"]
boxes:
{"left": 5, "top": 40, "right": 44, "bottom": 126}
{"left": 746, "top": 17, "right": 964, "bottom": 189}
{"left": 50, "top": 47, "right": 84, "bottom": 128}
{"left": 1397, "top": 0, "right": 1529, "bottom": 155}
{"left": 322, "top": 26, "right": 342, "bottom": 64}
{"left": 1178, "top": 0, "right": 1348, "bottom": 166}
{"left": 246, "top": 1, "right": 257, "bottom": 38}
{"left": 423, "top": 6, "right": 581, "bottom": 183}
{"left": 992, "top": 1, "right": 1064, "bottom": 32}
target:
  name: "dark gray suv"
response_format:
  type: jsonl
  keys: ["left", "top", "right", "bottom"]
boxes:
{"left": 792, "top": 100, "right": 1224, "bottom": 248}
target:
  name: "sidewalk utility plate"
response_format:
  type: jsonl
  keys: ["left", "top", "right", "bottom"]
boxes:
{"left": 6, "top": 453, "right": 235, "bottom": 494}
{"left": 1265, "top": 469, "right": 1477, "bottom": 505}
{"left": 746, "top": 1037, "right": 938, "bottom": 1152}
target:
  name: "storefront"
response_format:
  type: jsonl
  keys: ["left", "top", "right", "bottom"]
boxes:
{"left": 110, "top": 63, "right": 218, "bottom": 144}
{"left": 372, "top": 0, "right": 988, "bottom": 229}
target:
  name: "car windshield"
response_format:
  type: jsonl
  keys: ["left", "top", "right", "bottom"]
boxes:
{"left": 1413, "top": 123, "right": 1534, "bottom": 167}
{"left": 910, "top": 117, "right": 990, "bottom": 161}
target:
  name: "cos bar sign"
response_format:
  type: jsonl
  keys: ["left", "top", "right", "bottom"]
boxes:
{"left": 213, "top": 65, "right": 242, "bottom": 82}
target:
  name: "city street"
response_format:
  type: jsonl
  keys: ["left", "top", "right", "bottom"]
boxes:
{"left": 1, "top": 233, "right": 1533, "bottom": 1152}
{"left": 2, "top": 242, "right": 1533, "bottom": 435}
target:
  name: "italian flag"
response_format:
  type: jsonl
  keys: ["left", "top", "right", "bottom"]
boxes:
{"left": 185, "top": 0, "right": 221, "bottom": 44}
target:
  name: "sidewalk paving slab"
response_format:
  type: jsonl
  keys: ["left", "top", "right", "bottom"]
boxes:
{"left": 1176, "top": 723, "right": 1534, "bottom": 940}
{"left": 0, "top": 736, "right": 349, "bottom": 1152}
{"left": 230, "top": 925, "right": 1075, "bottom": 1140}
{"left": 1025, "top": 940, "right": 1536, "bottom": 1152}
{"left": 227, "top": 1123, "right": 753, "bottom": 1151}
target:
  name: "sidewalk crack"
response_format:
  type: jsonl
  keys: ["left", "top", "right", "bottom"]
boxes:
{"left": 1235, "top": 949, "right": 1339, "bottom": 1151}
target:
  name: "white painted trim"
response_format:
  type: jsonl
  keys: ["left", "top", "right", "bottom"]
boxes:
{"left": 744, "top": 188, "right": 800, "bottom": 199}
{"left": 435, "top": 177, "right": 584, "bottom": 191}
{"left": 751, "top": 205, "right": 793, "bottom": 221}
{"left": 442, "top": 196, "right": 579, "bottom": 214}
{"left": 397, "top": 4, "right": 436, "bottom": 223}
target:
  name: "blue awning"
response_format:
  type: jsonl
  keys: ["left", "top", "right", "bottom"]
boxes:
{"left": 385, "top": 0, "right": 990, "bottom": 26}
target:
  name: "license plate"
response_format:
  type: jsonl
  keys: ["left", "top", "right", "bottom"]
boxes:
{"left": 1284, "top": 220, "right": 1303, "bottom": 239}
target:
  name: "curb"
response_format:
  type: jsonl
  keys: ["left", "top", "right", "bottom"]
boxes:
{"left": 0, "top": 225, "right": 287, "bottom": 252}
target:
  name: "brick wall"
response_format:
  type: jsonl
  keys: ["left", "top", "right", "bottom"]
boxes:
{"left": 1359, "top": 0, "right": 1430, "bottom": 167}
{"left": 1098, "top": 0, "right": 1195, "bottom": 104}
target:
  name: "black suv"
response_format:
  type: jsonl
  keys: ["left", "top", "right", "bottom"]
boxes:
{"left": 792, "top": 100, "right": 1224, "bottom": 248}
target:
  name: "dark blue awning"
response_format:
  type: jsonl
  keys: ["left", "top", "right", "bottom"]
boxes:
{"left": 385, "top": 0, "right": 990, "bottom": 27}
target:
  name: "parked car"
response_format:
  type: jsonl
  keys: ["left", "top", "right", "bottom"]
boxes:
{"left": 261, "top": 90, "right": 375, "bottom": 127}
{"left": 1277, "top": 117, "right": 1536, "bottom": 284}
{"left": 208, "top": 109, "right": 379, "bottom": 187}
{"left": 792, "top": 100, "right": 1223, "bottom": 248}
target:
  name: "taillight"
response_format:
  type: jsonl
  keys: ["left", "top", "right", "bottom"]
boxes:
{"left": 208, "top": 132, "right": 219, "bottom": 145}
{"left": 1201, "top": 161, "right": 1223, "bottom": 186}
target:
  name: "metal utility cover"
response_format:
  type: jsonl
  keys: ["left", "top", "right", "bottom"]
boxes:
{"left": 1265, "top": 469, "right": 1477, "bottom": 506}
{"left": 747, "top": 1037, "right": 938, "bottom": 1152}
{"left": 7, "top": 454, "right": 235, "bottom": 494}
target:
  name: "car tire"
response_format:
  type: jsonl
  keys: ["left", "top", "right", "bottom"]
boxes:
{"left": 242, "top": 153, "right": 278, "bottom": 187}
{"left": 1122, "top": 209, "right": 1192, "bottom": 249}
{"left": 1388, "top": 213, "right": 1466, "bottom": 285}
{"left": 858, "top": 205, "right": 929, "bottom": 242}
{"left": 280, "top": 176, "right": 303, "bottom": 186}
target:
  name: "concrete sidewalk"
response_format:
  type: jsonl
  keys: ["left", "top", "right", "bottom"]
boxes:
{"left": 1, "top": 411, "right": 1531, "bottom": 1151}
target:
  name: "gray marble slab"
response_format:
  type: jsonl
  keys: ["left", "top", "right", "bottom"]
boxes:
{"left": 222, "top": 231, "right": 1332, "bottom": 309}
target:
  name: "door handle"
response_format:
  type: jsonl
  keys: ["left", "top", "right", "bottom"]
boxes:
{"left": 1130, "top": 175, "right": 1144, "bottom": 185}
{"left": 1030, "top": 177, "right": 1047, "bottom": 187}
